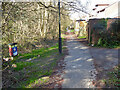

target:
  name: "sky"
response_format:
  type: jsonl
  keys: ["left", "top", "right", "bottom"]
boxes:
{"left": 2, "top": 0, "right": 119, "bottom": 20}
{"left": 70, "top": 0, "right": 120, "bottom": 20}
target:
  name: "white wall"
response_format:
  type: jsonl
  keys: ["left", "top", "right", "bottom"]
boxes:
{"left": 105, "top": 1, "right": 119, "bottom": 18}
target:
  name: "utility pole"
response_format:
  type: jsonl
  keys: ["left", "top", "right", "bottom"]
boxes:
{"left": 58, "top": 0, "right": 62, "bottom": 54}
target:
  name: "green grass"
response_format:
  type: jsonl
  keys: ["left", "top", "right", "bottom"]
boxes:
{"left": 18, "top": 69, "right": 53, "bottom": 88}
{"left": 70, "top": 29, "right": 74, "bottom": 32}
{"left": 14, "top": 61, "right": 34, "bottom": 71}
{"left": 78, "top": 36, "right": 86, "bottom": 39}
{"left": 8, "top": 44, "right": 58, "bottom": 71}
{"left": 17, "top": 45, "right": 58, "bottom": 60}
{"left": 6, "top": 41, "right": 66, "bottom": 88}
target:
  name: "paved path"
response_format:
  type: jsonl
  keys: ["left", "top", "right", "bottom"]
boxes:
{"left": 89, "top": 48, "right": 118, "bottom": 70}
{"left": 61, "top": 35, "right": 97, "bottom": 88}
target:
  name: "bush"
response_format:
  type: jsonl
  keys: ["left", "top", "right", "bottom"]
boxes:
{"left": 97, "top": 32, "right": 119, "bottom": 48}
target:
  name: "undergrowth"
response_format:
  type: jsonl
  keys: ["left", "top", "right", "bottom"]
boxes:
{"left": 104, "top": 65, "right": 120, "bottom": 88}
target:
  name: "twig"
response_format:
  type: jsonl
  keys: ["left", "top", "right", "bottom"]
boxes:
{"left": 1, "top": 65, "right": 9, "bottom": 72}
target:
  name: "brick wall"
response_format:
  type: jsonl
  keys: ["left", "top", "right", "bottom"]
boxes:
{"left": 87, "top": 18, "right": 120, "bottom": 45}
{"left": 88, "top": 19, "right": 102, "bottom": 44}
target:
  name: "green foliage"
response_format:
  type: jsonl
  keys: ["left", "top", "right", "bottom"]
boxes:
{"left": 70, "top": 29, "right": 75, "bottom": 32}
{"left": 104, "top": 65, "right": 120, "bottom": 88}
{"left": 78, "top": 36, "right": 86, "bottom": 39}
{"left": 96, "top": 32, "right": 120, "bottom": 48}
{"left": 97, "top": 38, "right": 102, "bottom": 46}
{"left": 92, "top": 19, "right": 120, "bottom": 48}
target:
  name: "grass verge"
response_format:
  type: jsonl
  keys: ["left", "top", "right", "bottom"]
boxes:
{"left": 2, "top": 39, "right": 67, "bottom": 88}
{"left": 78, "top": 36, "right": 86, "bottom": 39}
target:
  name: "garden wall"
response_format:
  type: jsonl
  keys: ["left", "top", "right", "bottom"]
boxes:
{"left": 87, "top": 18, "right": 120, "bottom": 45}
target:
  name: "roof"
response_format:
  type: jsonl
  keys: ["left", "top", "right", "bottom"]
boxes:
{"left": 95, "top": 4, "right": 109, "bottom": 7}
{"left": 76, "top": 19, "right": 86, "bottom": 22}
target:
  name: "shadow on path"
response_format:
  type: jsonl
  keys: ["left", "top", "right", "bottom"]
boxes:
{"left": 61, "top": 35, "right": 96, "bottom": 88}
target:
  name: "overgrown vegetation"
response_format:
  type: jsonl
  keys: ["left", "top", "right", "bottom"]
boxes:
{"left": 2, "top": 2, "right": 71, "bottom": 57}
{"left": 104, "top": 65, "right": 120, "bottom": 88}
{"left": 91, "top": 19, "right": 120, "bottom": 48}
